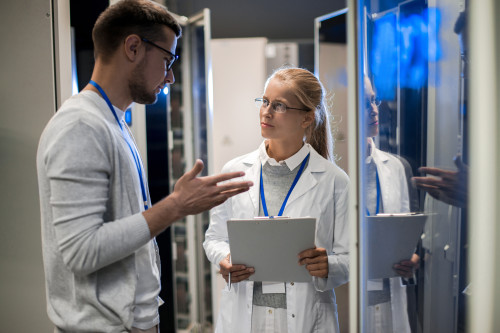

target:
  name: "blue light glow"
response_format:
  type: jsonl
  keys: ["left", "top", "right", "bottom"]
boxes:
{"left": 371, "top": 13, "right": 398, "bottom": 100}
{"left": 370, "top": 8, "right": 442, "bottom": 100}
{"left": 163, "top": 86, "right": 169, "bottom": 95}
{"left": 125, "top": 109, "right": 132, "bottom": 126}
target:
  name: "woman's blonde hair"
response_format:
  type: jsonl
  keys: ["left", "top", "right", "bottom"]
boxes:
{"left": 265, "top": 67, "right": 334, "bottom": 161}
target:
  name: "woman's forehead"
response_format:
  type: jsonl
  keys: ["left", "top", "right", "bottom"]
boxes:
{"left": 264, "top": 78, "right": 296, "bottom": 100}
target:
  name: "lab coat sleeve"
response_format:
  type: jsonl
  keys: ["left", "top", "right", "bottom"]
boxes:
{"left": 203, "top": 164, "right": 233, "bottom": 269}
{"left": 314, "top": 181, "right": 350, "bottom": 291}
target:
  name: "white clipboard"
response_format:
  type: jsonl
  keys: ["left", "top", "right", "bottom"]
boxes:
{"left": 366, "top": 213, "right": 428, "bottom": 279}
{"left": 227, "top": 217, "right": 316, "bottom": 282}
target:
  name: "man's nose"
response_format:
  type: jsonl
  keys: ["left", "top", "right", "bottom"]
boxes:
{"left": 164, "top": 69, "right": 175, "bottom": 84}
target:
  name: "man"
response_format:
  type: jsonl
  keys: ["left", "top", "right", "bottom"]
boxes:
{"left": 36, "top": 1, "right": 252, "bottom": 332}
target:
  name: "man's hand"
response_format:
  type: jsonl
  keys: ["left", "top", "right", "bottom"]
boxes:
{"left": 412, "top": 155, "right": 468, "bottom": 208}
{"left": 143, "top": 160, "right": 252, "bottom": 237}
{"left": 171, "top": 159, "right": 253, "bottom": 216}
{"left": 219, "top": 254, "right": 254, "bottom": 284}
{"left": 298, "top": 247, "right": 329, "bottom": 278}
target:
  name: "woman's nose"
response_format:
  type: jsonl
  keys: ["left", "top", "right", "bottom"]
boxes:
{"left": 262, "top": 106, "right": 274, "bottom": 117}
{"left": 369, "top": 104, "right": 378, "bottom": 116}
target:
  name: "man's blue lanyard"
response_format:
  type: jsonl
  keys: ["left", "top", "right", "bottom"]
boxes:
{"left": 89, "top": 80, "right": 149, "bottom": 210}
{"left": 260, "top": 153, "right": 310, "bottom": 217}
{"left": 366, "top": 169, "right": 381, "bottom": 216}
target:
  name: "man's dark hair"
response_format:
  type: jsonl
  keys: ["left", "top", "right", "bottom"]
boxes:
{"left": 92, "top": 0, "right": 182, "bottom": 63}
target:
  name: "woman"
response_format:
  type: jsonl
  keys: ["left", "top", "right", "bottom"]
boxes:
{"left": 364, "top": 76, "right": 416, "bottom": 333}
{"left": 203, "top": 67, "right": 349, "bottom": 333}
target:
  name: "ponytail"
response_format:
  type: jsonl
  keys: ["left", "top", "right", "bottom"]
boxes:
{"left": 306, "top": 101, "right": 334, "bottom": 161}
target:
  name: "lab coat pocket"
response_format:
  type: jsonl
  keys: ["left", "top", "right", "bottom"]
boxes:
{"left": 216, "top": 288, "right": 234, "bottom": 333}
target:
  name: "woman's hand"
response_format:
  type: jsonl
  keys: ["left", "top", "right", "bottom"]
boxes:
{"left": 219, "top": 254, "right": 255, "bottom": 284}
{"left": 393, "top": 253, "right": 420, "bottom": 279}
{"left": 298, "top": 247, "right": 329, "bottom": 278}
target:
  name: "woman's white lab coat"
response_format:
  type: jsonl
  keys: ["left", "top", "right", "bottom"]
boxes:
{"left": 369, "top": 139, "right": 410, "bottom": 214}
{"left": 204, "top": 143, "right": 350, "bottom": 333}
{"left": 366, "top": 139, "right": 412, "bottom": 333}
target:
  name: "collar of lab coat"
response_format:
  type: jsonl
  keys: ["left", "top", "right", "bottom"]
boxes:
{"left": 241, "top": 141, "right": 327, "bottom": 215}
{"left": 257, "top": 140, "right": 310, "bottom": 170}
{"left": 367, "top": 138, "right": 404, "bottom": 212}
{"left": 368, "top": 138, "right": 389, "bottom": 164}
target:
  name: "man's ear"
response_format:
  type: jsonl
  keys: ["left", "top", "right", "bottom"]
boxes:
{"left": 124, "top": 34, "right": 142, "bottom": 62}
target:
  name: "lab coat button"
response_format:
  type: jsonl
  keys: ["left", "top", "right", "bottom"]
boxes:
{"left": 292, "top": 314, "right": 295, "bottom": 318}
{"left": 290, "top": 282, "right": 294, "bottom": 286}
{"left": 268, "top": 309, "right": 273, "bottom": 314}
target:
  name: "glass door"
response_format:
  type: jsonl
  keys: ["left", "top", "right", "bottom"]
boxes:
{"left": 349, "top": 0, "right": 470, "bottom": 332}
{"left": 168, "top": 8, "right": 214, "bottom": 333}
{"left": 315, "top": 9, "right": 350, "bottom": 333}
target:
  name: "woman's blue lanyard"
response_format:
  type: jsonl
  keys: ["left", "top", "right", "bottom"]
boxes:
{"left": 89, "top": 80, "right": 149, "bottom": 210}
{"left": 366, "top": 169, "right": 381, "bottom": 216}
{"left": 260, "top": 153, "right": 310, "bottom": 218}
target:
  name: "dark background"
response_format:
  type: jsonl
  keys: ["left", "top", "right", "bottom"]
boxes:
{"left": 166, "top": 0, "right": 346, "bottom": 39}
{"left": 69, "top": 1, "right": 345, "bottom": 331}
{"left": 70, "top": 0, "right": 346, "bottom": 89}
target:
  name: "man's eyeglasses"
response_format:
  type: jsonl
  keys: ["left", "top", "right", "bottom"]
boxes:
{"left": 141, "top": 37, "right": 179, "bottom": 71}
{"left": 366, "top": 96, "right": 382, "bottom": 110}
{"left": 255, "top": 98, "right": 309, "bottom": 113}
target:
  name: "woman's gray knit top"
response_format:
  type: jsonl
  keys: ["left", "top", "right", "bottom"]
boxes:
{"left": 252, "top": 158, "right": 309, "bottom": 309}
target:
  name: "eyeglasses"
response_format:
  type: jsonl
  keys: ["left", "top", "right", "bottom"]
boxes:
{"left": 255, "top": 98, "right": 309, "bottom": 113}
{"left": 366, "top": 95, "right": 382, "bottom": 109}
{"left": 141, "top": 37, "right": 179, "bottom": 71}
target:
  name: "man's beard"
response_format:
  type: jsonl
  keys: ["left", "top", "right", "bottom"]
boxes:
{"left": 129, "top": 58, "right": 158, "bottom": 105}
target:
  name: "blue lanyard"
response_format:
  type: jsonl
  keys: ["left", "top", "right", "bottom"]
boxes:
{"left": 89, "top": 80, "right": 149, "bottom": 210}
{"left": 366, "top": 169, "right": 381, "bottom": 216}
{"left": 260, "top": 153, "right": 310, "bottom": 217}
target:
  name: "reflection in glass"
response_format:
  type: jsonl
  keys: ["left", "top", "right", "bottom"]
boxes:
{"left": 357, "top": 0, "right": 469, "bottom": 332}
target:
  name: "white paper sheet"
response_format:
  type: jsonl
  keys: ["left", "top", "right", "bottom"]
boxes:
{"left": 262, "top": 282, "right": 286, "bottom": 294}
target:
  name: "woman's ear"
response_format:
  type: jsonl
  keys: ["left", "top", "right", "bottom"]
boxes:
{"left": 124, "top": 34, "right": 142, "bottom": 62}
{"left": 301, "top": 111, "right": 315, "bottom": 129}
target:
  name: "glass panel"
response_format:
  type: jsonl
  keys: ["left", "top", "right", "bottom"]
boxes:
{"left": 190, "top": 18, "right": 215, "bottom": 331}
{"left": 168, "top": 10, "right": 214, "bottom": 332}
{"left": 356, "top": 1, "right": 469, "bottom": 332}
{"left": 168, "top": 19, "right": 189, "bottom": 332}
{"left": 316, "top": 9, "right": 348, "bottom": 172}
{"left": 316, "top": 9, "right": 350, "bottom": 333}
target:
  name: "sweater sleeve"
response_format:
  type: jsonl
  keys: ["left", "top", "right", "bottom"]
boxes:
{"left": 203, "top": 163, "right": 235, "bottom": 269}
{"left": 41, "top": 117, "right": 151, "bottom": 276}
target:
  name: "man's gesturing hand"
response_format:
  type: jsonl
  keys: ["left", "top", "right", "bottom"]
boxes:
{"left": 412, "top": 155, "right": 468, "bottom": 208}
{"left": 143, "top": 159, "right": 252, "bottom": 237}
{"left": 172, "top": 159, "right": 253, "bottom": 216}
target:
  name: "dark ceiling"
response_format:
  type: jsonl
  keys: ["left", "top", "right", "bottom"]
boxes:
{"left": 70, "top": 0, "right": 347, "bottom": 44}
{"left": 69, "top": 0, "right": 347, "bottom": 88}
{"left": 165, "top": 0, "right": 347, "bottom": 40}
